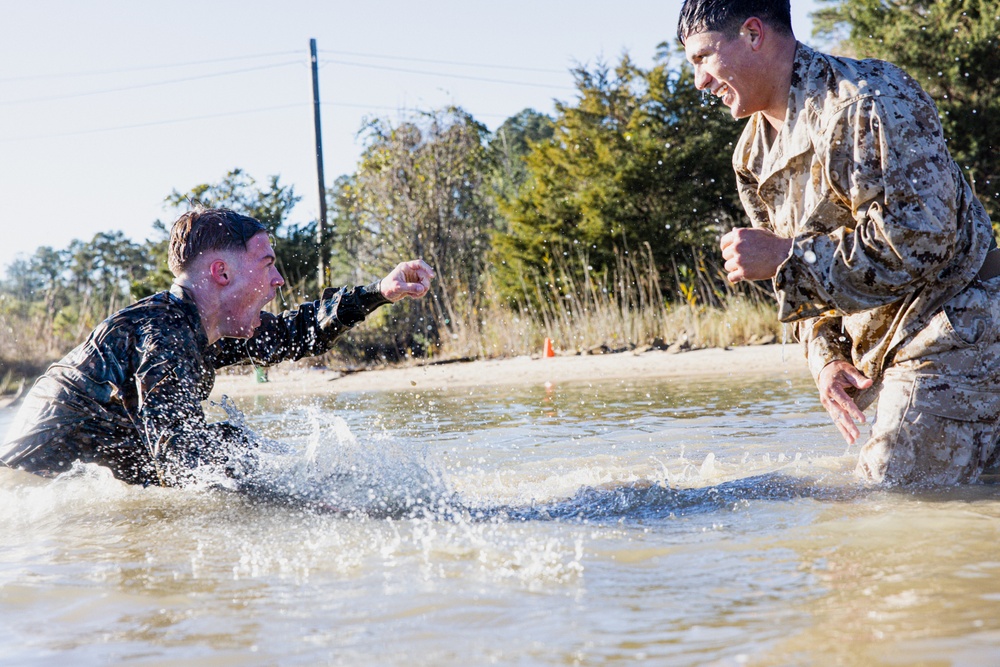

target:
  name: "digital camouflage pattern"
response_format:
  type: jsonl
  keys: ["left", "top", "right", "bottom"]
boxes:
{"left": 857, "top": 273, "right": 1000, "bottom": 484}
{"left": 733, "top": 42, "right": 1000, "bottom": 484}
{"left": 0, "top": 282, "right": 389, "bottom": 486}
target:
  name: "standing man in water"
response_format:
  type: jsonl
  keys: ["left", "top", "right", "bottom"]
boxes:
{"left": 678, "top": 0, "right": 1000, "bottom": 484}
{"left": 1, "top": 207, "right": 435, "bottom": 486}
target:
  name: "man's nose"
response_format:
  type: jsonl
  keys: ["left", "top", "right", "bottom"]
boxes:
{"left": 272, "top": 269, "right": 285, "bottom": 287}
{"left": 693, "top": 65, "right": 712, "bottom": 90}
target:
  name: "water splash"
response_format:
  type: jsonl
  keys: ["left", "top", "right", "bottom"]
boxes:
{"left": 500, "top": 473, "right": 868, "bottom": 523}
{"left": 214, "top": 397, "right": 459, "bottom": 519}
{"left": 190, "top": 398, "right": 871, "bottom": 528}
{"left": 0, "top": 398, "right": 866, "bottom": 529}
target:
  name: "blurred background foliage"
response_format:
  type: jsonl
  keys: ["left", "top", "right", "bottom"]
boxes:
{"left": 3, "top": 0, "right": 998, "bottom": 387}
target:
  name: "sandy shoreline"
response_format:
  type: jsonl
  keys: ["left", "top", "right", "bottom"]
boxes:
{"left": 209, "top": 344, "right": 810, "bottom": 399}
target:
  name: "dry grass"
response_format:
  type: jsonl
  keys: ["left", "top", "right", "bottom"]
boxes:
{"left": 432, "top": 287, "right": 779, "bottom": 360}
{"left": 373, "top": 246, "right": 781, "bottom": 362}
{"left": 0, "top": 296, "right": 56, "bottom": 394}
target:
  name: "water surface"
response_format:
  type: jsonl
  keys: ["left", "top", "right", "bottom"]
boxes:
{"left": 2, "top": 371, "right": 999, "bottom": 666}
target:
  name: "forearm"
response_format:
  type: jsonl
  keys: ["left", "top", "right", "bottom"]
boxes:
{"left": 774, "top": 224, "right": 945, "bottom": 321}
{"left": 799, "top": 316, "right": 852, "bottom": 383}
{"left": 138, "top": 410, "right": 232, "bottom": 486}
{"left": 219, "top": 281, "right": 391, "bottom": 366}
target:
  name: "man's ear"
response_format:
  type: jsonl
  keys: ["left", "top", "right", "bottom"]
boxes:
{"left": 209, "top": 259, "right": 230, "bottom": 286}
{"left": 741, "top": 17, "right": 765, "bottom": 50}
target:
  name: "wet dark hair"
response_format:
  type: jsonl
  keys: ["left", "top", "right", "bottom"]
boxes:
{"left": 168, "top": 207, "right": 267, "bottom": 276}
{"left": 677, "top": 0, "right": 793, "bottom": 45}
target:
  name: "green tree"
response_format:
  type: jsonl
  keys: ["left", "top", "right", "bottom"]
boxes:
{"left": 1, "top": 246, "right": 70, "bottom": 348}
{"left": 485, "top": 108, "right": 555, "bottom": 211}
{"left": 2, "top": 232, "right": 156, "bottom": 346}
{"left": 492, "top": 56, "right": 744, "bottom": 304}
{"left": 59, "top": 231, "right": 154, "bottom": 338}
{"left": 813, "top": 0, "right": 1000, "bottom": 219}
{"left": 130, "top": 220, "right": 174, "bottom": 299}
{"left": 347, "top": 106, "right": 497, "bottom": 347}
{"left": 326, "top": 174, "right": 367, "bottom": 288}
{"left": 3, "top": 253, "right": 50, "bottom": 303}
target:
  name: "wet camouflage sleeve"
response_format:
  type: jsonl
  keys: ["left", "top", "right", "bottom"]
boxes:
{"left": 211, "top": 282, "right": 389, "bottom": 367}
{"left": 774, "top": 93, "right": 963, "bottom": 322}
{"left": 796, "top": 315, "right": 852, "bottom": 381}
{"left": 132, "top": 327, "right": 227, "bottom": 485}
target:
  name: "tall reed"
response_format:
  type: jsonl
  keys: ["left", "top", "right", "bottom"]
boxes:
{"left": 399, "top": 244, "right": 781, "bottom": 362}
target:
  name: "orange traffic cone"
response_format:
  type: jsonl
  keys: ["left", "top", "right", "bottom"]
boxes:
{"left": 543, "top": 337, "right": 556, "bottom": 357}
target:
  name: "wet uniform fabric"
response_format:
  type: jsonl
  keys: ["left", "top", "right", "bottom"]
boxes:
{"left": 734, "top": 42, "right": 1000, "bottom": 484}
{"left": 0, "top": 282, "right": 389, "bottom": 486}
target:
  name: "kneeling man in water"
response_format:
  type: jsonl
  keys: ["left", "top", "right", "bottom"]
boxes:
{"left": 1, "top": 207, "right": 434, "bottom": 486}
{"left": 678, "top": 0, "right": 1000, "bottom": 484}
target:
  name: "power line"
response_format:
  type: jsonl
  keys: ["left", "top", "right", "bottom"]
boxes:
{"left": 319, "top": 58, "right": 575, "bottom": 91}
{"left": 2, "top": 56, "right": 573, "bottom": 110}
{"left": 0, "top": 43, "right": 566, "bottom": 142}
{"left": 0, "top": 50, "right": 303, "bottom": 83}
{"left": 1, "top": 60, "right": 302, "bottom": 106}
{"left": 0, "top": 101, "right": 514, "bottom": 143}
{"left": 325, "top": 102, "right": 512, "bottom": 121}
{"left": 0, "top": 48, "right": 567, "bottom": 85}
{"left": 0, "top": 103, "right": 308, "bottom": 142}
{"left": 317, "top": 48, "right": 567, "bottom": 75}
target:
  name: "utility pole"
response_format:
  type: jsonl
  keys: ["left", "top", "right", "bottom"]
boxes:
{"left": 310, "top": 38, "right": 329, "bottom": 288}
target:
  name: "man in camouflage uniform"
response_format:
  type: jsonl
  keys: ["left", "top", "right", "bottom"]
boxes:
{"left": 678, "top": 0, "right": 1000, "bottom": 484}
{"left": 0, "top": 208, "right": 435, "bottom": 486}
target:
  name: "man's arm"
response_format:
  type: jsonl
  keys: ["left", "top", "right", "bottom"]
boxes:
{"left": 378, "top": 259, "right": 434, "bottom": 302}
{"left": 817, "top": 359, "right": 874, "bottom": 445}
{"left": 216, "top": 281, "right": 389, "bottom": 367}
{"left": 728, "top": 92, "right": 985, "bottom": 322}
{"left": 214, "top": 259, "right": 435, "bottom": 367}
{"left": 720, "top": 227, "right": 792, "bottom": 283}
{"left": 132, "top": 339, "right": 237, "bottom": 486}
{"left": 722, "top": 224, "right": 880, "bottom": 444}
{"left": 774, "top": 93, "right": 979, "bottom": 319}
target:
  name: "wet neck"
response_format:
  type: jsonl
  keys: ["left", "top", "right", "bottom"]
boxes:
{"left": 174, "top": 276, "right": 223, "bottom": 345}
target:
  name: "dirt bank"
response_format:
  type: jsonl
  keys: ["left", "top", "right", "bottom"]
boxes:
{"left": 210, "top": 344, "right": 810, "bottom": 399}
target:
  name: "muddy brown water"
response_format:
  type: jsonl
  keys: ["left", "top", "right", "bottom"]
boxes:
{"left": 1, "top": 373, "right": 999, "bottom": 666}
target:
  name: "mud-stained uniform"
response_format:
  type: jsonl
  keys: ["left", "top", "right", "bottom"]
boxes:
{"left": 0, "top": 283, "right": 389, "bottom": 486}
{"left": 734, "top": 42, "right": 1000, "bottom": 484}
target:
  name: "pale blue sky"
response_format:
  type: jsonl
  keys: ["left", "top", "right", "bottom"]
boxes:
{"left": 0, "top": 1, "right": 822, "bottom": 273}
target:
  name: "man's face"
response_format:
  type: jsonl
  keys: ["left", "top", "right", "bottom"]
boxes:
{"left": 219, "top": 232, "right": 285, "bottom": 339}
{"left": 684, "top": 27, "right": 765, "bottom": 119}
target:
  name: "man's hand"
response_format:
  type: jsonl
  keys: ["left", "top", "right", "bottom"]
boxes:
{"left": 720, "top": 228, "right": 794, "bottom": 283}
{"left": 379, "top": 259, "right": 435, "bottom": 303}
{"left": 817, "top": 360, "right": 873, "bottom": 445}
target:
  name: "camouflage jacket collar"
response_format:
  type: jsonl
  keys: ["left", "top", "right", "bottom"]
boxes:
{"left": 787, "top": 40, "right": 817, "bottom": 118}
{"left": 741, "top": 41, "right": 817, "bottom": 187}
{"left": 168, "top": 283, "right": 211, "bottom": 353}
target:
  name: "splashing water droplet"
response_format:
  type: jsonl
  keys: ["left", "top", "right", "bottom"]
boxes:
{"left": 781, "top": 324, "right": 788, "bottom": 363}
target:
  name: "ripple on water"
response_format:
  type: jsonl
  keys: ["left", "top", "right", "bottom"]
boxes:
{"left": 4, "top": 376, "right": 1000, "bottom": 666}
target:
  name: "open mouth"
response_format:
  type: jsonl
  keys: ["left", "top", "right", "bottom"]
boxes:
{"left": 716, "top": 83, "right": 732, "bottom": 100}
